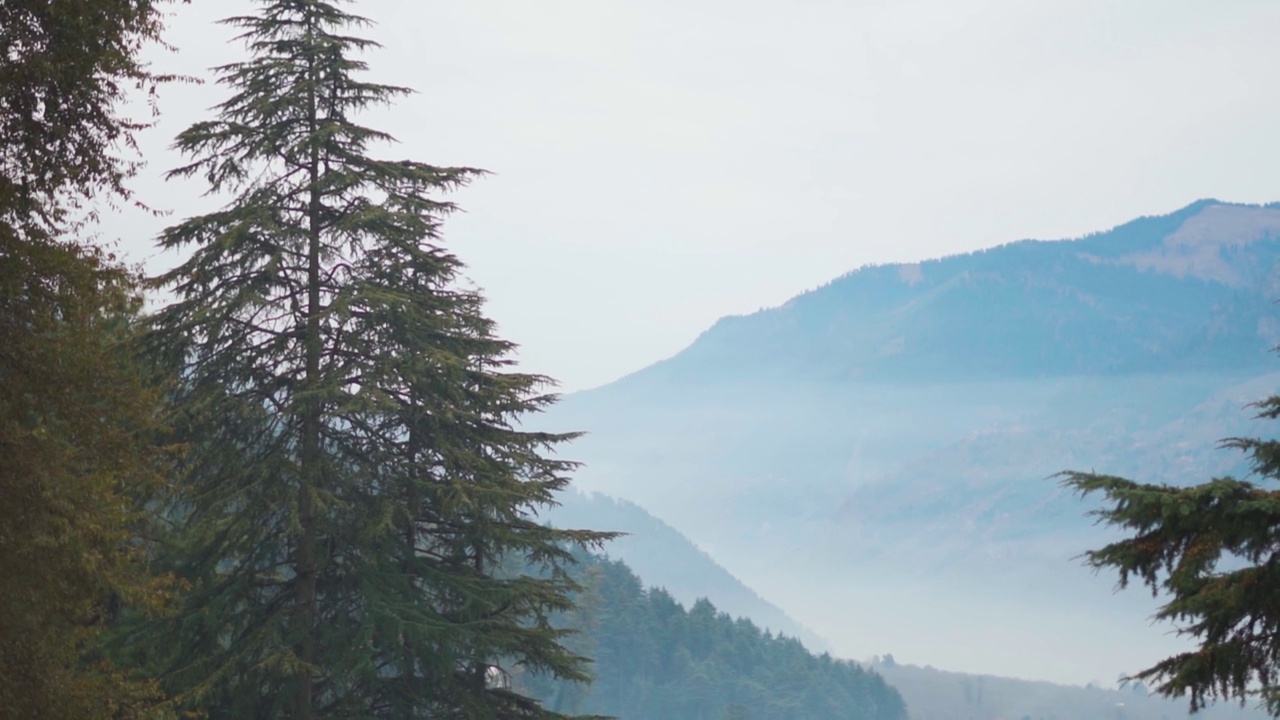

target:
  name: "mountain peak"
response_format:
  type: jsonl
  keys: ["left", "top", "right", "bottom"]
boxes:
{"left": 617, "top": 200, "right": 1280, "bottom": 387}
{"left": 1082, "top": 202, "right": 1280, "bottom": 286}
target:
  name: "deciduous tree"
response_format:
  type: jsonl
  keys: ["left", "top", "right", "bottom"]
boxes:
{"left": 0, "top": 0, "right": 177, "bottom": 716}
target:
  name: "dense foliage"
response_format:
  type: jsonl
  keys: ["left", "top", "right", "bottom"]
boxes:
{"left": 0, "top": 0, "right": 176, "bottom": 716}
{"left": 0, "top": 0, "right": 177, "bottom": 235}
{"left": 0, "top": 233, "right": 172, "bottom": 719}
{"left": 520, "top": 552, "right": 908, "bottom": 720}
{"left": 1063, "top": 392, "right": 1280, "bottom": 716}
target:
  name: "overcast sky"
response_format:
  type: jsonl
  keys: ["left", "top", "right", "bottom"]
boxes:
{"left": 106, "top": 0, "right": 1280, "bottom": 391}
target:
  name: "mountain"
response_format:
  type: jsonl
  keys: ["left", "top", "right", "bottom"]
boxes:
{"left": 546, "top": 490, "right": 830, "bottom": 652}
{"left": 869, "top": 658, "right": 1269, "bottom": 720}
{"left": 630, "top": 199, "right": 1280, "bottom": 385}
{"left": 541, "top": 200, "right": 1280, "bottom": 686}
{"left": 514, "top": 550, "right": 908, "bottom": 720}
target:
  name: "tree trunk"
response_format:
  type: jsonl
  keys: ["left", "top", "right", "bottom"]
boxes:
{"left": 294, "top": 27, "right": 323, "bottom": 718}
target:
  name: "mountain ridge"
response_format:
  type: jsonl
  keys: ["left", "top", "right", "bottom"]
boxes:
{"left": 546, "top": 489, "right": 830, "bottom": 652}
{"left": 596, "top": 199, "right": 1280, "bottom": 390}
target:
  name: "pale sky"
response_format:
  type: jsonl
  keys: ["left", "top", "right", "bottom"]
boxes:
{"left": 105, "top": 0, "right": 1280, "bottom": 391}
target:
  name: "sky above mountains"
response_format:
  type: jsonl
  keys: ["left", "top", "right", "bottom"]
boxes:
{"left": 105, "top": 0, "right": 1280, "bottom": 390}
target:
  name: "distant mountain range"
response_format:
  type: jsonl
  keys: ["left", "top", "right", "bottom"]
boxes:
{"left": 543, "top": 200, "right": 1280, "bottom": 686}
{"left": 628, "top": 199, "right": 1280, "bottom": 384}
{"left": 870, "top": 658, "right": 1268, "bottom": 720}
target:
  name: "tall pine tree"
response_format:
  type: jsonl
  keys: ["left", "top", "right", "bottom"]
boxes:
{"left": 143, "top": 1, "right": 612, "bottom": 717}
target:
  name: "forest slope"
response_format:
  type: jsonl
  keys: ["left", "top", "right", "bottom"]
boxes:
{"left": 516, "top": 552, "right": 907, "bottom": 720}
{"left": 546, "top": 490, "right": 829, "bottom": 651}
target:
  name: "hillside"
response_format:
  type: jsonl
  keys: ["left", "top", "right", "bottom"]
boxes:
{"left": 514, "top": 551, "right": 907, "bottom": 720}
{"left": 869, "top": 659, "right": 1268, "bottom": 720}
{"left": 546, "top": 490, "right": 829, "bottom": 651}
{"left": 627, "top": 199, "right": 1280, "bottom": 385}
{"left": 541, "top": 200, "right": 1280, "bottom": 684}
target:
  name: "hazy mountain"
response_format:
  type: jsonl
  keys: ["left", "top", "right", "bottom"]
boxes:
{"left": 869, "top": 658, "right": 1269, "bottom": 720}
{"left": 542, "top": 200, "right": 1280, "bottom": 686}
{"left": 629, "top": 199, "right": 1280, "bottom": 385}
{"left": 546, "top": 490, "right": 830, "bottom": 651}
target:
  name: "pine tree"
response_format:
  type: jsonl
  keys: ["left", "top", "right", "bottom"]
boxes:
{"left": 1063, "top": 392, "right": 1280, "bottom": 716}
{"left": 142, "top": 1, "right": 612, "bottom": 717}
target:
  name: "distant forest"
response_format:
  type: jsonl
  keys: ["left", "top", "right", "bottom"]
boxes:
{"left": 517, "top": 551, "right": 908, "bottom": 720}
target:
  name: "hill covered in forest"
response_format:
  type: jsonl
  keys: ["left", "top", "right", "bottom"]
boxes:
{"left": 514, "top": 551, "right": 907, "bottom": 720}
{"left": 543, "top": 200, "right": 1280, "bottom": 684}
{"left": 625, "top": 199, "right": 1280, "bottom": 384}
{"left": 508, "top": 545, "right": 1267, "bottom": 719}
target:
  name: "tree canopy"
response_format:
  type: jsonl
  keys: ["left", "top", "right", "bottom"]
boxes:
{"left": 0, "top": 0, "right": 177, "bottom": 716}
{"left": 0, "top": 231, "right": 173, "bottom": 719}
{"left": 0, "top": 0, "right": 178, "bottom": 236}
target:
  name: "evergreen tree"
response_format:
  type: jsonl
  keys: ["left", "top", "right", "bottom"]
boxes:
{"left": 1063, "top": 391, "right": 1280, "bottom": 716}
{"left": 142, "top": 1, "right": 611, "bottom": 717}
{"left": 0, "top": 1, "right": 176, "bottom": 716}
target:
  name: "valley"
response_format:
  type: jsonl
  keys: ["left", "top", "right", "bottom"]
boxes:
{"left": 539, "top": 201, "right": 1280, "bottom": 690}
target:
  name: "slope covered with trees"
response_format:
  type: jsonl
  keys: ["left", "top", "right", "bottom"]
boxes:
{"left": 547, "top": 490, "right": 830, "bottom": 652}
{"left": 632, "top": 200, "right": 1280, "bottom": 385}
{"left": 518, "top": 551, "right": 908, "bottom": 720}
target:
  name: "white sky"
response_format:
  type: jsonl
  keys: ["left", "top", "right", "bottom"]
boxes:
{"left": 105, "top": 0, "right": 1280, "bottom": 391}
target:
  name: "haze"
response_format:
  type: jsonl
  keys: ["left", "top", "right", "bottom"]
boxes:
{"left": 110, "top": 0, "right": 1280, "bottom": 392}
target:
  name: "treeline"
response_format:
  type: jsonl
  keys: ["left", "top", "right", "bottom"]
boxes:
{"left": 518, "top": 552, "right": 908, "bottom": 720}
{"left": 546, "top": 490, "right": 831, "bottom": 650}
{"left": 1, "top": 1, "right": 609, "bottom": 718}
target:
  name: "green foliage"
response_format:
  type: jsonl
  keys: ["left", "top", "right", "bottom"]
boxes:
{"left": 139, "top": 1, "right": 612, "bottom": 717}
{"left": 519, "top": 552, "right": 908, "bottom": 720}
{"left": 0, "top": 0, "right": 179, "bottom": 234}
{"left": 0, "top": 232, "right": 172, "bottom": 719}
{"left": 0, "top": 0, "right": 178, "bottom": 716}
{"left": 1063, "top": 393, "right": 1280, "bottom": 716}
